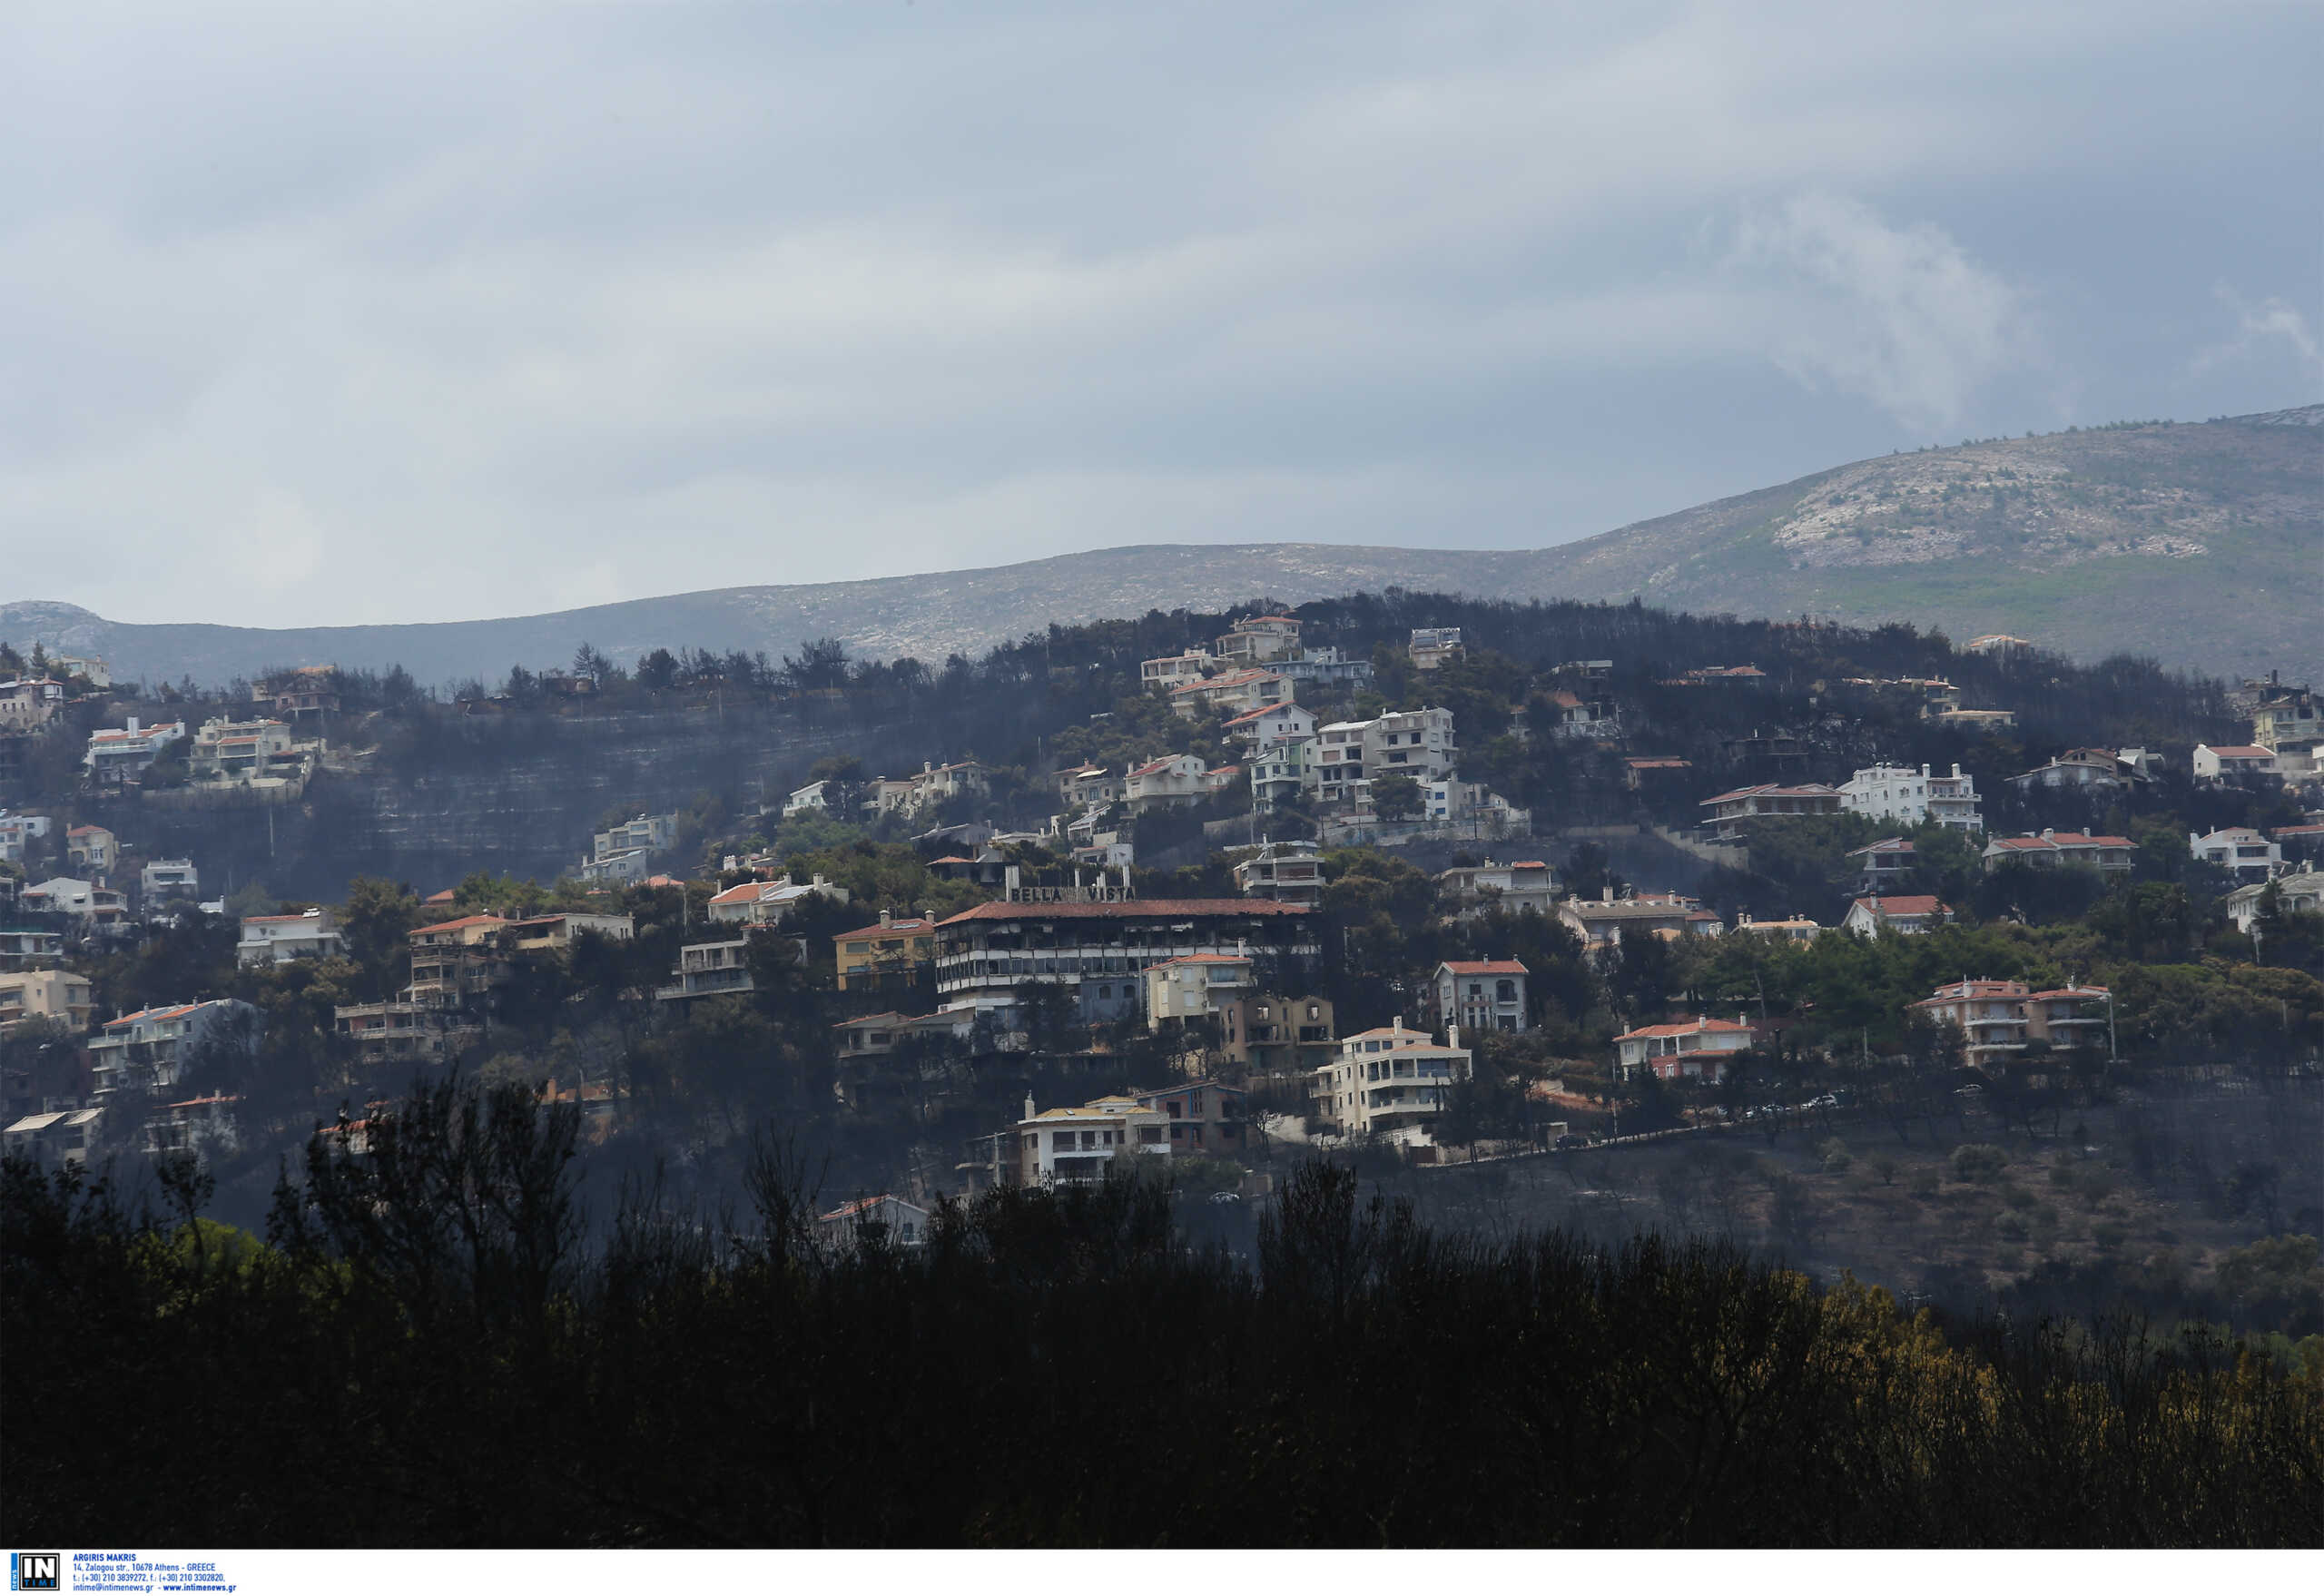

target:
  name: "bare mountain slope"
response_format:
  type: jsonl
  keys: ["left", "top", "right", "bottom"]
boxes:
{"left": 5, "top": 409, "right": 2314, "bottom": 687}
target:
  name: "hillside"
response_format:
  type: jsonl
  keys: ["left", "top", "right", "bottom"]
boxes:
{"left": 5, "top": 409, "right": 2314, "bottom": 688}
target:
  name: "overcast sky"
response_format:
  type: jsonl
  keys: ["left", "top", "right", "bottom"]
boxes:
{"left": 4, "top": 1, "right": 2317, "bottom": 628}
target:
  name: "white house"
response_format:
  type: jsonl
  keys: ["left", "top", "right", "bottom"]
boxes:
{"left": 1222, "top": 701, "right": 1316, "bottom": 755}
{"left": 1232, "top": 840, "right": 1325, "bottom": 907}
{"left": 707, "top": 874, "right": 850, "bottom": 926}
{"left": 0, "top": 811, "right": 51, "bottom": 863}
{"left": 2191, "top": 744, "right": 2279, "bottom": 782}
{"left": 1124, "top": 754, "right": 1215, "bottom": 813}
{"left": 1433, "top": 960, "right": 1528, "bottom": 1035}
{"left": 817, "top": 1194, "right": 932, "bottom": 1250}
{"left": 83, "top": 718, "right": 187, "bottom": 783}
{"left": 1841, "top": 895, "right": 1951, "bottom": 936}
{"left": 1139, "top": 647, "right": 1213, "bottom": 690}
{"left": 2224, "top": 871, "right": 2324, "bottom": 935}
{"left": 2190, "top": 827, "right": 2283, "bottom": 883}
{"left": 1982, "top": 831, "right": 2135, "bottom": 876}
{"left": 141, "top": 859, "right": 200, "bottom": 900}
{"left": 1212, "top": 615, "right": 1303, "bottom": 666}
{"left": 1437, "top": 859, "right": 1560, "bottom": 920}
{"left": 236, "top": 907, "right": 345, "bottom": 968}
{"left": 782, "top": 780, "right": 831, "bottom": 818}
{"left": 1313, "top": 707, "right": 1456, "bottom": 808}
{"left": 1614, "top": 1016, "right": 1753, "bottom": 1082}
{"left": 1017, "top": 1095, "right": 1173, "bottom": 1185}
{"left": 1730, "top": 913, "right": 1823, "bottom": 943}
{"left": 1408, "top": 627, "right": 1464, "bottom": 669}
{"left": 1168, "top": 667, "right": 1287, "bottom": 720}
{"left": 1839, "top": 763, "right": 1982, "bottom": 831}
{"left": 88, "top": 998, "right": 259, "bottom": 1097}
{"left": 1310, "top": 1023, "right": 1471, "bottom": 1138}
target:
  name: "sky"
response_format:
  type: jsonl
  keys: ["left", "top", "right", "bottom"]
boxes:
{"left": 3, "top": 1, "right": 2318, "bottom": 628}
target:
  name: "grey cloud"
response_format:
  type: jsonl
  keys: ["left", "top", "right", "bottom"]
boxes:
{"left": 2, "top": 1, "right": 2317, "bottom": 626}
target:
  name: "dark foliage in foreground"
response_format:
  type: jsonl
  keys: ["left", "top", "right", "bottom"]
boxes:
{"left": 5, "top": 1079, "right": 2319, "bottom": 1548}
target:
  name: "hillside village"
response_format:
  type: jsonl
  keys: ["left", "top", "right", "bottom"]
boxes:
{"left": 0, "top": 600, "right": 2319, "bottom": 1298}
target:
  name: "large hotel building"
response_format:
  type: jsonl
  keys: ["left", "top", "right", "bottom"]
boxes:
{"left": 933, "top": 870, "right": 1318, "bottom": 1024}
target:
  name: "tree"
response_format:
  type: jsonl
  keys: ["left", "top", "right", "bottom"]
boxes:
{"left": 1371, "top": 771, "right": 1422, "bottom": 822}
{"left": 635, "top": 648, "right": 679, "bottom": 692}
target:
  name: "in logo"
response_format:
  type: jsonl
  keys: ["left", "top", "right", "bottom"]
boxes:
{"left": 10, "top": 1554, "right": 59, "bottom": 1592}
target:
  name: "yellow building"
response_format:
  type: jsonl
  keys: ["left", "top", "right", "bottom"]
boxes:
{"left": 834, "top": 911, "right": 939, "bottom": 992}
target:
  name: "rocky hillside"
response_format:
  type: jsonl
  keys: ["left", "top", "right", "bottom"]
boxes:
{"left": 5, "top": 408, "right": 2314, "bottom": 688}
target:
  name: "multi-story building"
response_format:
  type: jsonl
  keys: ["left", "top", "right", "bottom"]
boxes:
{"left": 1433, "top": 960, "right": 1528, "bottom": 1036}
{"left": 596, "top": 813, "right": 678, "bottom": 857}
{"left": 2224, "top": 871, "right": 2324, "bottom": 935}
{"left": 1912, "top": 979, "right": 2047, "bottom": 1072}
{"left": 782, "top": 779, "right": 831, "bottom": 818}
{"left": 1249, "top": 735, "right": 1321, "bottom": 813}
{"left": 187, "top": 717, "right": 297, "bottom": 783}
{"left": 1216, "top": 992, "right": 1336, "bottom": 1091}
{"left": 1168, "top": 667, "right": 1287, "bottom": 721}
{"left": 1540, "top": 690, "right": 1620, "bottom": 742}
{"left": 1613, "top": 1016, "right": 1753, "bottom": 1082}
{"left": 1437, "top": 859, "right": 1559, "bottom": 920}
{"left": 817, "top": 1195, "right": 933, "bottom": 1251}
{"left": 2250, "top": 687, "right": 2321, "bottom": 757}
{"left": 1232, "top": 839, "right": 1324, "bottom": 907}
{"left": 2189, "top": 827, "right": 2283, "bottom": 883}
{"left": 1729, "top": 913, "right": 1823, "bottom": 944}
{"left": 1123, "top": 754, "right": 1221, "bottom": 813}
{"left": 1981, "top": 830, "right": 2134, "bottom": 876}
{"left": 1698, "top": 783, "right": 1844, "bottom": 842}
{"left": 1133, "top": 1079, "right": 1249, "bottom": 1158}
{"left": 1139, "top": 648, "right": 1214, "bottom": 691}
{"left": 1846, "top": 837, "right": 1917, "bottom": 894}
{"left": 933, "top": 884, "right": 1317, "bottom": 1025}
{"left": 3, "top": 1107, "right": 104, "bottom": 1167}
{"left": 405, "top": 915, "right": 514, "bottom": 1007}
{"left": 1054, "top": 765, "right": 1121, "bottom": 809}
{"left": 1016, "top": 1094, "right": 1174, "bottom": 1185}
{"left": 1408, "top": 627, "right": 1464, "bottom": 670}
{"left": 83, "top": 718, "right": 188, "bottom": 784}
{"left": 1222, "top": 702, "right": 1316, "bottom": 755}
{"left": 1839, "top": 763, "right": 1982, "bottom": 831}
{"left": 1417, "top": 778, "right": 1529, "bottom": 834}
{"left": 0, "top": 930, "right": 66, "bottom": 968}
{"left": 0, "top": 811, "right": 49, "bottom": 863}
{"left": 1840, "top": 895, "right": 1951, "bottom": 936}
{"left": 503, "top": 912, "right": 628, "bottom": 953}
{"left": 1311, "top": 1023, "right": 1470, "bottom": 1138}
{"left": 143, "top": 1094, "right": 241, "bottom": 1159}
{"left": 1313, "top": 707, "right": 1456, "bottom": 809}
{"left": 64, "top": 824, "right": 116, "bottom": 875}
{"left": 140, "top": 859, "right": 200, "bottom": 901}
{"left": 236, "top": 907, "right": 344, "bottom": 968}
{"left": 835, "top": 911, "right": 940, "bottom": 992}
{"left": 706, "top": 876, "right": 847, "bottom": 928}
{"left": 1143, "top": 952, "right": 1257, "bottom": 1024}
{"left": 657, "top": 938, "right": 755, "bottom": 1002}
{"left": 2191, "top": 744, "right": 2279, "bottom": 783}
{"left": 334, "top": 1000, "right": 473, "bottom": 1067}
{"left": 1212, "top": 616, "right": 1303, "bottom": 666}
{"left": 0, "top": 969, "right": 94, "bottom": 1034}
{"left": 2006, "top": 750, "right": 2132, "bottom": 794}
{"left": 0, "top": 678, "right": 67, "bottom": 730}
{"left": 87, "top": 998, "right": 258, "bottom": 1098}
{"left": 2021, "top": 985, "right": 2112, "bottom": 1057}
{"left": 578, "top": 849, "right": 653, "bottom": 886}
{"left": 1558, "top": 890, "right": 1720, "bottom": 951}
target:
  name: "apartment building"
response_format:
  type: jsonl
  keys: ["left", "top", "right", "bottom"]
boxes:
{"left": 88, "top": 998, "right": 258, "bottom": 1097}
{"left": 236, "top": 907, "right": 344, "bottom": 968}
{"left": 596, "top": 813, "right": 678, "bottom": 856}
{"left": 1168, "top": 667, "right": 1287, "bottom": 720}
{"left": 1313, "top": 706, "right": 1456, "bottom": 808}
{"left": 83, "top": 718, "right": 187, "bottom": 783}
{"left": 2250, "top": 687, "right": 2322, "bottom": 756}
{"left": 1839, "top": 763, "right": 1982, "bottom": 831}
{"left": 1433, "top": 960, "right": 1529, "bottom": 1035}
{"left": 835, "top": 911, "right": 940, "bottom": 992}
{"left": 1212, "top": 616, "right": 1303, "bottom": 666}
{"left": 3, "top": 1107, "right": 104, "bottom": 1167}
{"left": 1436, "top": 859, "right": 1559, "bottom": 920}
{"left": 1613, "top": 1016, "right": 1753, "bottom": 1082}
{"left": 1222, "top": 701, "right": 1316, "bottom": 754}
{"left": 657, "top": 938, "right": 755, "bottom": 1002}
{"left": 1133, "top": 1079, "right": 1248, "bottom": 1158}
{"left": 1981, "top": 830, "right": 2134, "bottom": 876}
{"left": 187, "top": 717, "right": 296, "bottom": 783}
{"left": 1311, "top": 1023, "right": 1470, "bottom": 1138}
{"left": 0, "top": 969, "right": 94, "bottom": 1034}
{"left": 1910, "top": 980, "right": 2113, "bottom": 1072}
{"left": 0, "top": 678, "right": 67, "bottom": 730}
{"left": 1698, "top": 783, "right": 1844, "bottom": 842}
{"left": 1139, "top": 647, "right": 1214, "bottom": 690}
{"left": 510, "top": 911, "right": 637, "bottom": 951}
{"left": 1016, "top": 1095, "right": 1173, "bottom": 1185}
{"left": 933, "top": 892, "right": 1316, "bottom": 1024}
{"left": 1249, "top": 736, "right": 1321, "bottom": 813}
{"left": 1232, "top": 839, "right": 1324, "bottom": 907}
{"left": 406, "top": 915, "right": 514, "bottom": 1007}
{"left": 2189, "top": 827, "right": 2283, "bottom": 883}
{"left": 1408, "top": 627, "right": 1464, "bottom": 670}
{"left": 1143, "top": 952, "right": 1257, "bottom": 1024}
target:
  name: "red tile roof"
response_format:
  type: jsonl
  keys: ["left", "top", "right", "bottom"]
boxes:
{"left": 409, "top": 915, "right": 509, "bottom": 938}
{"left": 938, "top": 898, "right": 1310, "bottom": 925}
{"left": 1438, "top": 960, "right": 1529, "bottom": 975}
{"left": 2202, "top": 745, "right": 2274, "bottom": 760}
{"left": 834, "top": 918, "right": 937, "bottom": 941}
{"left": 1614, "top": 1018, "right": 1752, "bottom": 1041}
{"left": 1850, "top": 895, "right": 1947, "bottom": 917}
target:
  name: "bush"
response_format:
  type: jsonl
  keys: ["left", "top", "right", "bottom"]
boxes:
{"left": 1996, "top": 1214, "right": 2029, "bottom": 1243}
{"left": 1952, "top": 1144, "right": 2008, "bottom": 1185}
{"left": 1868, "top": 1155, "right": 1897, "bottom": 1187}
{"left": 1907, "top": 1168, "right": 1941, "bottom": 1200}
{"left": 2093, "top": 1221, "right": 2131, "bottom": 1253}
{"left": 1817, "top": 1138, "right": 1853, "bottom": 1176}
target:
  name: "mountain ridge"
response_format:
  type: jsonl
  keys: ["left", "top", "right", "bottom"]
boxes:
{"left": 5, "top": 408, "right": 2316, "bottom": 687}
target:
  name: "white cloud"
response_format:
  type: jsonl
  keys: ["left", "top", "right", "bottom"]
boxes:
{"left": 1728, "top": 192, "right": 2034, "bottom": 432}
{"left": 2192, "top": 282, "right": 2319, "bottom": 375}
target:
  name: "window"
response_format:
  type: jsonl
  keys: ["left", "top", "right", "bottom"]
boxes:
{"left": 1171, "top": 1124, "right": 1183, "bottom": 1139}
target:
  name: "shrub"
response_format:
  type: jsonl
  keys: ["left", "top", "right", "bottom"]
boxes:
{"left": 1952, "top": 1144, "right": 2007, "bottom": 1185}
{"left": 1817, "top": 1138, "right": 1853, "bottom": 1176}
{"left": 1996, "top": 1214, "right": 2029, "bottom": 1243}
{"left": 1907, "top": 1168, "right": 1941, "bottom": 1200}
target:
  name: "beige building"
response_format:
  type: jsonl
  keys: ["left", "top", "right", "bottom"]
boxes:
{"left": 1017, "top": 1094, "right": 1173, "bottom": 1185}
{"left": 1311, "top": 1022, "right": 1470, "bottom": 1138}
{"left": 0, "top": 968, "right": 94, "bottom": 1034}
{"left": 1232, "top": 839, "right": 1324, "bottom": 906}
{"left": 835, "top": 911, "right": 940, "bottom": 992}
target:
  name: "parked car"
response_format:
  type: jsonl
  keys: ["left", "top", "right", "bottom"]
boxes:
{"left": 1206, "top": 1190, "right": 1242, "bottom": 1205}
{"left": 1553, "top": 1134, "right": 1587, "bottom": 1150}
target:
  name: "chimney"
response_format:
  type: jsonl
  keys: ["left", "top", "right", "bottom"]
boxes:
{"left": 2043, "top": 828, "right": 2055, "bottom": 842}
{"left": 1024, "top": 1093, "right": 1037, "bottom": 1121}
{"left": 1602, "top": 884, "right": 1612, "bottom": 904}
{"left": 878, "top": 909, "right": 892, "bottom": 929}
{"left": 127, "top": 716, "right": 140, "bottom": 735}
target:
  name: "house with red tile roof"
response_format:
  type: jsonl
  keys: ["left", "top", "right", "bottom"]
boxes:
{"left": 1614, "top": 1016, "right": 1753, "bottom": 1081}
{"left": 1433, "top": 960, "right": 1530, "bottom": 1037}
{"left": 1980, "top": 830, "right": 2133, "bottom": 876}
